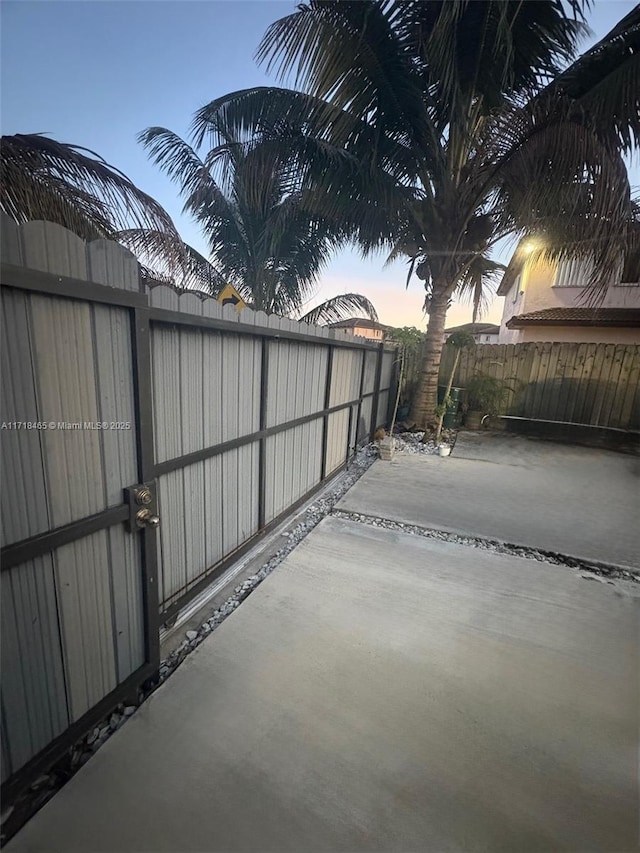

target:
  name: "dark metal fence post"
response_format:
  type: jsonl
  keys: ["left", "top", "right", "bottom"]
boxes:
{"left": 258, "top": 337, "right": 269, "bottom": 530}
{"left": 346, "top": 405, "right": 354, "bottom": 465}
{"left": 130, "top": 305, "right": 160, "bottom": 671}
{"left": 369, "top": 342, "right": 385, "bottom": 440}
{"left": 354, "top": 347, "right": 367, "bottom": 451}
{"left": 320, "top": 345, "right": 334, "bottom": 480}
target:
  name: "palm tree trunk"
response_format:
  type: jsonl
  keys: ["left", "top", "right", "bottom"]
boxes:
{"left": 409, "top": 291, "right": 449, "bottom": 430}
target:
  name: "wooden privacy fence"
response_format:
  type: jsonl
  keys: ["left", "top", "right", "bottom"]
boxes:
{"left": 0, "top": 219, "right": 397, "bottom": 799}
{"left": 439, "top": 342, "right": 640, "bottom": 431}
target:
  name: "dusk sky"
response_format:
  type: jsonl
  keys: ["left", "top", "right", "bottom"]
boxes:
{"left": 2, "top": 1, "right": 637, "bottom": 329}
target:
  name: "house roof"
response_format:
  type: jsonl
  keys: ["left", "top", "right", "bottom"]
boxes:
{"left": 506, "top": 308, "right": 640, "bottom": 329}
{"left": 497, "top": 267, "right": 522, "bottom": 296}
{"left": 444, "top": 323, "right": 500, "bottom": 335}
{"left": 328, "top": 318, "right": 389, "bottom": 331}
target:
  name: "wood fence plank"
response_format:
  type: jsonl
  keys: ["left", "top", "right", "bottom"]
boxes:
{"left": 528, "top": 342, "right": 544, "bottom": 418}
{"left": 545, "top": 342, "right": 564, "bottom": 423}
{"left": 573, "top": 344, "right": 599, "bottom": 425}
{"left": 552, "top": 343, "right": 573, "bottom": 422}
{"left": 606, "top": 345, "right": 636, "bottom": 429}
{"left": 519, "top": 343, "right": 538, "bottom": 416}
{"left": 616, "top": 347, "right": 640, "bottom": 430}
{"left": 540, "top": 345, "right": 563, "bottom": 421}
{"left": 590, "top": 344, "right": 616, "bottom": 426}
{"left": 580, "top": 343, "right": 599, "bottom": 423}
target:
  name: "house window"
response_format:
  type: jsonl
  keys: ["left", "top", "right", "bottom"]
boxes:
{"left": 620, "top": 250, "right": 640, "bottom": 285}
{"left": 512, "top": 273, "right": 522, "bottom": 303}
{"left": 553, "top": 257, "right": 595, "bottom": 287}
{"left": 484, "top": 335, "right": 492, "bottom": 342}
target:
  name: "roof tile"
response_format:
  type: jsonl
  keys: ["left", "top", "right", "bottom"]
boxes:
{"left": 507, "top": 308, "right": 640, "bottom": 328}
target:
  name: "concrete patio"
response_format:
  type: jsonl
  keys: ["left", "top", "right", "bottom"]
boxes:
{"left": 339, "top": 431, "right": 639, "bottom": 569}
{"left": 7, "top": 437, "right": 640, "bottom": 853}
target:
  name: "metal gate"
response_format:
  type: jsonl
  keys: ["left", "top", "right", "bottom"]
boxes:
{"left": 0, "top": 221, "right": 160, "bottom": 802}
{"left": 0, "top": 218, "right": 397, "bottom": 801}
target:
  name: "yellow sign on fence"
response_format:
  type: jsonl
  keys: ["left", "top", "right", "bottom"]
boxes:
{"left": 217, "top": 284, "right": 246, "bottom": 311}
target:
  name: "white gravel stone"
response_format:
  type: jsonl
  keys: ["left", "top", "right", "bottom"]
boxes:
{"left": 390, "top": 429, "right": 457, "bottom": 456}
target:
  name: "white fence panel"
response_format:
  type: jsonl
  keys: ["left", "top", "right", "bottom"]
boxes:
{"left": 264, "top": 420, "right": 323, "bottom": 524}
{"left": 266, "top": 341, "right": 327, "bottom": 427}
{"left": 325, "top": 409, "right": 350, "bottom": 475}
{"left": 329, "top": 348, "right": 361, "bottom": 406}
{"left": 156, "top": 442, "right": 259, "bottom": 608}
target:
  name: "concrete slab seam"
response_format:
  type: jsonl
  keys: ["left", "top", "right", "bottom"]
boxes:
{"left": 330, "top": 508, "right": 640, "bottom": 583}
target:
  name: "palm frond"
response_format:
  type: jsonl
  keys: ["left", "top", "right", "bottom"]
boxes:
{"left": 1, "top": 133, "right": 180, "bottom": 242}
{"left": 541, "top": 4, "right": 640, "bottom": 152}
{"left": 456, "top": 256, "right": 505, "bottom": 323}
{"left": 117, "top": 230, "right": 227, "bottom": 294}
{"left": 299, "top": 292, "right": 378, "bottom": 325}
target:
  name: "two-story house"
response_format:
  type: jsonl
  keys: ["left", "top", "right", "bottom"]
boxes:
{"left": 328, "top": 318, "right": 389, "bottom": 341}
{"left": 497, "top": 250, "right": 640, "bottom": 344}
{"left": 444, "top": 322, "right": 500, "bottom": 344}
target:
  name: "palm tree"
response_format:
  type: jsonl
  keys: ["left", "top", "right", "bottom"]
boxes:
{"left": 1, "top": 131, "right": 376, "bottom": 321}
{"left": 189, "top": 1, "right": 639, "bottom": 427}
{"left": 138, "top": 120, "right": 378, "bottom": 323}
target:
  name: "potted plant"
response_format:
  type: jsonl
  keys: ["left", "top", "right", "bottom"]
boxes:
{"left": 463, "top": 373, "right": 509, "bottom": 429}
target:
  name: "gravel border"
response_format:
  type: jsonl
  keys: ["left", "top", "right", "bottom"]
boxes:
{"left": 391, "top": 428, "right": 458, "bottom": 455}
{"left": 332, "top": 508, "right": 640, "bottom": 583}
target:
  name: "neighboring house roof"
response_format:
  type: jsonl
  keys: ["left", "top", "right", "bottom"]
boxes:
{"left": 444, "top": 322, "right": 500, "bottom": 335}
{"left": 506, "top": 308, "right": 640, "bottom": 328}
{"left": 329, "top": 318, "right": 389, "bottom": 330}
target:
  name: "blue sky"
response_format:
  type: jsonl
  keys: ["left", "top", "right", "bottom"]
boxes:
{"left": 2, "top": 0, "right": 637, "bottom": 328}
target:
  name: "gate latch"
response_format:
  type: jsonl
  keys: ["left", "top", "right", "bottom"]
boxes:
{"left": 124, "top": 483, "right": 160, "bottom": 532}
